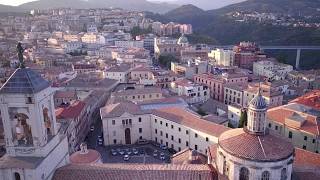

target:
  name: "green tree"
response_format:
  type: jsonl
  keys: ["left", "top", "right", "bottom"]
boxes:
{"left": 197, "top": 108, "right": 207, "bottom": 116}
{"left": 158, "top": 55, "right": 178, "bottom": 69}
{"left": 130, "top": 26, "right": 152, "bottom": 38}
{"left": 238, "top": 110, "right": 247, "bottom": 128}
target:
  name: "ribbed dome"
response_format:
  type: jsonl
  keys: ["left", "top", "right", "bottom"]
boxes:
{"left": 249, "top": 92, "right": 267, "bottom": 109}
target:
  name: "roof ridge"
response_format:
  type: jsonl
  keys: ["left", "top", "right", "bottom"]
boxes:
{"left": 258, "top": 136, "right": 267, "bottom": 159}
{"left": 25, "top": 69, "right": 35, "bottom": 93}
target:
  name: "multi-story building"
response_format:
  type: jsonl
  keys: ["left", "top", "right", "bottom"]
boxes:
{"left": 154, "top": 37, "right": 181, "bottom": 60}
{"left": 114, "top": 40, "right": 144, "bottom": 48}
{"left": 224, "top": 83, "right": 248, "bottom": 106}
{"left": 194, "top": 72, "right": 248, "bottom": 102}
{"left": 105, "top": 64, "right": 131, "bottom": 83}
{"left": 170, "top": 79, "right": 210, "bottom": 104}
{"left": 208, "top": 49, "right": 235, "bottom": 66}
{"left": 253, "top": 60, "right": 293, "bottom": 81}
{"left": 111, "top": 88, "right": 163, "bottom": 102}
{"left": 181, "top": 44, "right": 210, "bottom": 63}
{"left": 100, "top": 103, "right": 229, "bottom": 154}
{"left": 243, "top": 83, "right": 283, "bottom": 108}
{"left": 267, "top": 101, "right": 320, "bottom": 153}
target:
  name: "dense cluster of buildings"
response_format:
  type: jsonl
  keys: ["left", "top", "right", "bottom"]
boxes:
{"left": 0, "top": 7, "right": 318, "bottom": 180}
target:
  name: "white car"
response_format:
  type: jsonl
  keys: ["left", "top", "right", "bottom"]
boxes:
{"left": 90, "top": 126, "right": 94, "bottom": 132}
{"left": 123, "top": 155, "right": 130, "bottom": 161}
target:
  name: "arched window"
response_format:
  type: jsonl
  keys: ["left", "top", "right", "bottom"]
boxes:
{"left": 261, "top": 171, "right": 270, "bottom": 180}
{"left": 239, "top": 167, "right": 249, "bottom": 180}
{"left": 14, "top": 172, "right": 21, "bottom": 180}
{"left": 281, "top": 168, "right": 287, "bottom": 180}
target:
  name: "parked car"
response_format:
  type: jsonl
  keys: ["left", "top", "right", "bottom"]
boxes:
{"left": 111, "top": 149, "right": 117, "bottom": 156}
{"left": 153, "top": 150, "right": 158, "bottom": 157}
{"left": 90, "top": 126, "right": 94, "bottom": 132}
{"left": 160, "top": 153, "right": 165, "bottom": 160}
{"left": 137, "top": 139, "right": 148, "bottom": 145}
{"left": 168, "top": 148, "right": 177, "bottom": 154}
{"left": 160, "top": 144, "right": 167, "bottom": 150}
{"left": 119, "top": 150, "right": 125, "bottom": 155}
{"left": 133, "top": 148, "right": 139, "bottom": 155}
{"left": 123, "top": 155, "right": 130, "bottom": 161}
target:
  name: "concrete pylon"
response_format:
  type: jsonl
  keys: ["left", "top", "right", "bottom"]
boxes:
{"left": 295, "top": 49, "right": 301, "bottom": 70}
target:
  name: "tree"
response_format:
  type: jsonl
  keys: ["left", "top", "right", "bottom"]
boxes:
{"left": 238, "top": 110, "right": 247, "bottom": 128}
{"left": 197, "top": 108, "right": 207, "bottom": 116}
{"left": 158, "top": 55, "right": 178, "bottom": 69}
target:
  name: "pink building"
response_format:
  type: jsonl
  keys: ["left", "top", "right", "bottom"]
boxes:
{"left": 194, "top": 72, "right": 248, "bottom": 102}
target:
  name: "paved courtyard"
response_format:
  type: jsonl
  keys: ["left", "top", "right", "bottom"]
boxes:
{"left": 95, "top": 144, "right": 173, "bottom": 164}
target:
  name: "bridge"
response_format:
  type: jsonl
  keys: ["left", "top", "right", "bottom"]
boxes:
{"left": 210, "top": 45, "right": 320, "bottom": 69}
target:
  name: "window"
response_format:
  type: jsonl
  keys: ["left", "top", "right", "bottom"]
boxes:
{"left": 171, "top": 136, "right": 174, "bottom": 140}
{"left": 160, "top": 131, "right": 163, "bottom": 136}
{"left": 113, "top": 139, "right": 117, "bottom": 144}
{"left": 139, "top": 136, "right": 142, "bottom": 139}
{"left": 139, "top": 128, "right": 142, "bottom": 133}
{"left": 178, "top": 127, "right": 181, "bottom": 132}
{"left": 178, "top": 147, "right": 181, "bottom": 151}
{"left": 206, "top": 137, "right": 209, "bottom": 142}
{"left": 313, "top": 139, "right": 316, "bottom": 143}
{"left": 195, "top": 133, "right": 198, "bottom": 138}
{"left": 139, "top": 117, "right": 142, "bottom": 122}
{"left": 268, "top": 123, "right": 271, "bottom": 128}
{"left": 304, "top": 136, "right": 308, "bottom": 141}
{"left": 171, "top": 125, "right": 174, "bottom": 129}
{"left": 160, "top": 121, "right": 163, "bottom": 125}
{"left": 303, "top": 145, "right": 306, "bottom": 149}
{"left": 166, "top": 133, "right": 168, "bottom": 138}
{"left": 129, "top": 119, "right": 132, "bottom": 124}
{"left": 178, "top": 138, "right": 181, "bottom": 143}
{"left": 166, "top": 142, "right": 168, "bottom": 146}
{"left": 288, "top": 131, "right": 292, "bottom": 139}
{"left": 239, "top": 167, "right": 249, "bottom": 180}
{"left": 194, "top": 145, "right": 198, "bottom": 150}
{"left": 155, "top": 129, "right": 157, "bottom": 134}
{"left": 166, "top": 123, "right": 168, "bottom": 127}
{"left": 281, "top": 168, "right": 287, "bottom": 180}
{"left": 261, "top": 171, "right": 270, "bottom": 180}
{"left": 155, "top": 137, "right": 158, "bottom": 142}
{"left": 122, "top": 120, "right": 125, "bottom": 125}
{"left": 155, "top": 119, "right": 157, "bottom": 123}
{"left": 186, "top": 130, "right": 189, "bottom": 135}
{"left": 112, "top": 120, "right": 115, "bottom": 125}
{"left": 171, "top": 144, "right": 174, "bottom": 149}
{"left": 275, "top": 126, "right": 278, "bottom": 130}
{"left": 186, "top": 141, "right": 189, "bottom": 146}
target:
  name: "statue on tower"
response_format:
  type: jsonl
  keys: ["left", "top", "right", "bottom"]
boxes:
{"left": 16, "top": 42, "right": 25, "bottom": 68}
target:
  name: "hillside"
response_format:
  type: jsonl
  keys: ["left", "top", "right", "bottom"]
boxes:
{"left": 1, "top": 0, "right": 179, "bottom": 14}
{"left": 173, "top": 0, "right": 245, "bottom": 10}
{"left": 210, "top": 0, "right": 320, "bottom": 16}
{"left": 0, "top": 4, "right": 23, "bottom": 13}
{"left": 164, "top": 4, "right": 205, "bottom": 22}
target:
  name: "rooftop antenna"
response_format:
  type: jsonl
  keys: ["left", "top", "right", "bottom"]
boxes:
{"left": 16, "top": 42, "right": 25, "bottom": 69}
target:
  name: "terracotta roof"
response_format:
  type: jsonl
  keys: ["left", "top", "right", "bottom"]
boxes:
{"left": 0, "top": 155, "right": 44, "bottom": 169}
{"left": 290, "top": 90, "right": 320, "bottom": 110}
{"left": 171, "top": 148, "right": 207, "bottom": 165}
{"left": 267, "top": 104, "right": 320, "bottom": 136}
{"left": 54, "top": 91, "right": 77, "bottom": 99}
{"left": 56, "top": 101, "right": 86, "bottom": 119}
{"left": 153, "top": 107, "right": 229, "bottom": 137}
{"left": 113, "top": 88, "right": 162, "bottom": 97}
{"left": 218, "top": 128, "right": 294, "bottom": 162}
{"left": 100, "top": 101, "right": 146, "bottom": 118}
{"left": 70, "top": 149, "right": 101, "bottom": 164}
{"left": 53, "top": 164, "right": 217, "bottom": 180}
{"left": 293, "top": 148, "right": 320, "bottom": 180}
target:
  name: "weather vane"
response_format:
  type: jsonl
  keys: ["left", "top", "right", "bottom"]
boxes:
{"left": 16, "top": 42, "right": 25, "bottom": 68}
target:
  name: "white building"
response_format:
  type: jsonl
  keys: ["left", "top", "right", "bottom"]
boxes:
{"left": 0, "top": 68, "right": 69, "bottom": 180}
{"left": 170, "top": 79, "right": 210, "bottom": 104}
{"left": 253, "top": 60, "right": 293, "bottom": 81}
{"left": 214, "top": 89, "right": 294, "bottom": 180}
{"left": 105, "top": 64, "right": 131, "bottom": 83}
{"left": 81, "top": 33, "right": 105, "bottom": 44}
{"left": 62, "top": 41, "right": 82, "bottom": 53}
{"left": 208, "top": 49, "right": 235, "bottom": 66}
{"left": 100, "top": 103, "right": 229, "bottom": 154}
{"left": 114, "top": 40, "right": 144, "bottom": 49}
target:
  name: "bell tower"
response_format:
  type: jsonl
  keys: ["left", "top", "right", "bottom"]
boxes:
{"left": 246, "top": 86, "right": 268, "bottom": 135}
{"left": 0, "top": 43, "right": 69, "bottom": 180}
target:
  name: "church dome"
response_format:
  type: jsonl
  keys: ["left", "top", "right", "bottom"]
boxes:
{"left": 70, "top": 143, "right": 101, "bottom": 164}
{"left": 218, "top": 128, "right": 294, "bottom": 162}
{"left": 177, "top": 34, "right": 188, "bottom": 45}
{"left": 249, "top": 91, "right": 267, "bottom": 110}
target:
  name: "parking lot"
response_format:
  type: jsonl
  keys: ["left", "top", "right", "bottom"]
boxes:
{"left": 95, "top": 143, "right": 174, "bottom": 164}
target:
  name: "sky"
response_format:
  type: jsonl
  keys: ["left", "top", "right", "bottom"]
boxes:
{"left": 0, "top": 0, "right": 37, "bottom": 6}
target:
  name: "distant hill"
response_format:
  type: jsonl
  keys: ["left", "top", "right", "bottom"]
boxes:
{"left": 0, "top": 0, "right": 179, "bottom": 14}
{"left": 164, "top": 4, "right": 205, "bottom": 22}
{"left": 0, "top": 4, "right": 23, "bottom": 13}
{"left": 173, "top": 0, "right": 245, "bottom": 10}
{"left": 210, "top": 0, "right": 320, "bottom": 16}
